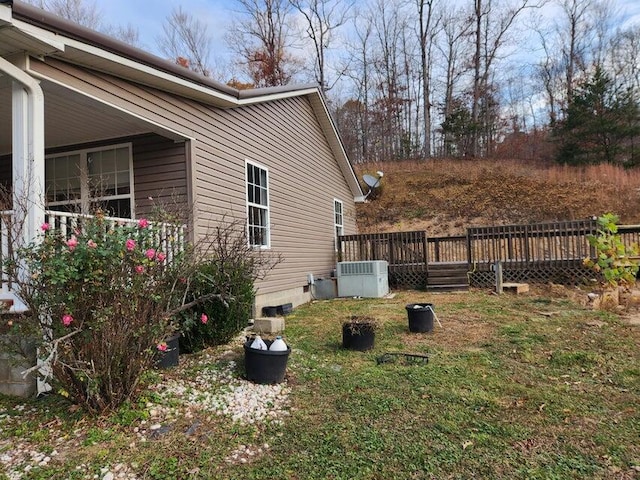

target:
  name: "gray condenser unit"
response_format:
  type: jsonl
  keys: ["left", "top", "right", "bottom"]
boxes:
{"left": 337, "top": 260, "right": 389, "bottom": 298}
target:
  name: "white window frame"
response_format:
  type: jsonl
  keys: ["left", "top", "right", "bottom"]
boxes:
{"left": 45, "top": 142, "right": 135, "bottom": 218}
{"left": 334, "top": 198, "right": 344, "bottom": 249}
{"left": 245, "top": 159, "right": 271, "bottom": 249}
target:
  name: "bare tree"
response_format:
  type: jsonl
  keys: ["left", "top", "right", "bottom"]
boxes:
{"left": 416, "top": 0, "right": 441, "bottom": 157}
{"left": 103, "top": 23, "right": 141, "bottom": 47}
{"left": 590, "top": 0, "right": 620, "bottom": 69}
{"left": 559, "top": 0, "right": 594, "bottom": 101}
{"left": 157, "top": 6, "right": 213, "bottom": 77}
{"left": 25, "top": 0, "right": 102, "bottom": 30}
{"left": 470, "top": 0, "right": 542, "bottom": 157}
{"left": 228, "top": 0, "right": 300, "bottom": 87}
{"left": 535, "top": 23, "right": 564, "bottom": 125}
{"left": 609, "top": 25, "right": 640, "bottom": 94}
{"left": 25, "top": 0, "right": 102, "bottom": 29}
{"left": 435, "top": 7, "right": 474, "bottom": 155}
{"left": 338, "top": 10, "right": 375, "bottom": 163}
{"left": 289, "top": 0, "right": 353, "bottom": 93}
{"left": 24, "top": 0, "right": 141, "bottom": 46}
{"left": 533, "top": 0, "right": 618, "bottom": 126}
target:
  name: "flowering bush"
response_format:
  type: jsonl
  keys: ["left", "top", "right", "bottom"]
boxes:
{"left": 11, "top": 211, "right": 192, "bottom": 412}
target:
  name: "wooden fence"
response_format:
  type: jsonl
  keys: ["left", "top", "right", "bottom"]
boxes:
{"left": 467, "top": 220, "right": 597, "bottom": 266}
{"left": 466, "top": 220, "right": 598, "bottom": 286}
{"left": 428, "top": 235, "right": 467, "bottom": 263}
{"left": 338, "top": 219, "right": 640, "bottom": 289}
{"left": 337, "top": 231, "right": 428, "bottom": 287}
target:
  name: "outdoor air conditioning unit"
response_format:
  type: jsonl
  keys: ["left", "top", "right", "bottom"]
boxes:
{"left": 337, "top": 260, "right": 389, "bottom": 298}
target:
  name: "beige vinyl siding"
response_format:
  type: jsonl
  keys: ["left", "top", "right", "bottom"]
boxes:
{"left": 29, "top": 57, "right": 357, "bottom": 296}
{"left": 131, "top": 134, "right": 188, "bottom": 219}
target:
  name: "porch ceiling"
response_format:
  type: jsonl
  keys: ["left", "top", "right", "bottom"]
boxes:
{"left": 0, "top": 78, "right": 162, "bottom": 155}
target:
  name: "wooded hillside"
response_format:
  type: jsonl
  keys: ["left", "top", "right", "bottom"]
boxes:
{"left": 355, "top": 160, "right": 640, "bottom": 235}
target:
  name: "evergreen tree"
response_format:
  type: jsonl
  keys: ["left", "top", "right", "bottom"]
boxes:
{"left": 555, "top": 66, "right": 640, "bottom": 165}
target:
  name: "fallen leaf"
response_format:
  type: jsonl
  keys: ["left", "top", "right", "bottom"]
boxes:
{"left": 462, "top": 441, "right": 473, "bottom": 450}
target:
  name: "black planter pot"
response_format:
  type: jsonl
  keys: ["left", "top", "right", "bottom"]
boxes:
{"left": 244, "top": 340, "right": 291, "bottom": 384}
{"left": 155, "top": 333, "right": 180, "bottom": 369}
{"left": 406, "top": 304, "right": 434, "bottom": 333}
{"left": 342, "top": 322, "right": 376, "bottom": 351}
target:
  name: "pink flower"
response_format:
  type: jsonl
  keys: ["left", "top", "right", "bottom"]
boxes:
{"left": 157, "top": 342, "right": 167, "bottom": 352}
{"left": 137, "top": 218, "right": 149, "bottom": 229}
{"left": 66, "top": 236, "right": 78, "bottom": 251}
{"left": 125, "top": 239, "right": 136, "bottom": 251}
{"left": 156, "top": 252, "right": 167, "bottom": 262}
{"left": 62, "top": 314, "right": 73, "bottom": 327}
{"left": 135, "top": 265, "right": 144, "bottom": 274}
{"left": 200, "top": 313, "right": 208, "bottom": 324}
{"left": 41, "top": 223, "right": 50, "bottom": 232}
{"left": 145, "top": 248, "right": 156, "bottom": 260}
{"left": 87, "top": 240, "right": 97, "bottom": 249}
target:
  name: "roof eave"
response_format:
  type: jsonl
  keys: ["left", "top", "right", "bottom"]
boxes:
{"left": 2, "top": 0, "right": 364, "bottom": 199}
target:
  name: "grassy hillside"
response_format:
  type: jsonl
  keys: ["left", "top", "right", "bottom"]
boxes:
{"left": 355, "top": 159, "right": 640, "bottom": 235}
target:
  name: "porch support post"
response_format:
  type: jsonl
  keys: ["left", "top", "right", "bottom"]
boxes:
{"left": 0, "top": 56, "right": 45, "bottom": 246}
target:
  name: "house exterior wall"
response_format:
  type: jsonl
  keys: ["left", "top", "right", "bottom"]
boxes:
{"left": 131, "top": 134, "right": 188, "bottom": 220}
{"left": 0, "top": 134, "right": 188, "bottom": 219}
{"left": 28, "top": 58, "right": 357, "bottom": 311}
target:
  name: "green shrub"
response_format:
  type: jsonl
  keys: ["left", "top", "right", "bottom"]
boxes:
{"left": 178, "top": 219, "right": 280, "bottom": 353}
{"left": 584, "top": 213, "right": 639, "bottom": 287}
{"left": 178, "top": 261, "right": 254, "bottom": 352}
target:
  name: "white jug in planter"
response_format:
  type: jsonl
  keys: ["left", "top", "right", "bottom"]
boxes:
{"left": 250, "top": 335, "right": 268, "bottom": 350}
{"left": 269, "top": 336, "right": 287, "bottom": 351}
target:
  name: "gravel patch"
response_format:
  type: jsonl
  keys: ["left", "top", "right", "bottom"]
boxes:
{"left": 0, "top": 339, "right": 291, "bottom": 479}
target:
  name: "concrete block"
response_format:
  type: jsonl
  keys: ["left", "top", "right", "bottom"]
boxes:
{"left": 0, "top": 336, "right": 37, "bottom": 398}
{"left": 502, "top": 282, "right": 529, "bottom": 294}
{"left": 253, "top": 317, "right": 285, "bottom": 334}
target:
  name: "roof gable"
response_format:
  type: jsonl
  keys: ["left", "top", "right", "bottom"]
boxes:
{"left": 0, "top": 0, "right": 363, "bottom": 199}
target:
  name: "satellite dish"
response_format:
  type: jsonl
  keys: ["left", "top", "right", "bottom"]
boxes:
{"left": 362, "top": 172, "right": 383, "bottom": 199}
{"left": 363, "top": 174, "right": 380, "bottom": 188}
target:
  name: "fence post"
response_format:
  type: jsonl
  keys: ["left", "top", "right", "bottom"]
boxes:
{"left": 495, "top": 261, "right": 503, "bottom": 294}
{"left": 466, "top": 228, "right": 473, "bottom": 269}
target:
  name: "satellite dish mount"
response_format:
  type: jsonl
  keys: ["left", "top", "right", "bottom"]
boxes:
{"left": 362, "top": 171, "right": 384, "bottom": 199}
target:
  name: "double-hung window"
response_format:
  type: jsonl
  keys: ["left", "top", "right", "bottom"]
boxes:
{"left": 45, "top": 143, "right": 134, "bottom": 218}
{"left": 246, "top": 160, "right": 270, "bottom": 248}
{"left": 334, "top": 199, "right": 344, "bottom": 247}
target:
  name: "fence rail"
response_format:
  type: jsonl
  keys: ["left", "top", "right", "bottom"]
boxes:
{"left": 338, "top": 231, "right": 428, "bottom": 265}
{"left": 428, "top": 235, "right": 467, "bottom": 263}
{"left": 337, "top": 219, "right": 640, "bottom": 289}
{"left": 467, "top": 220, "right": 597, "bottom": 268}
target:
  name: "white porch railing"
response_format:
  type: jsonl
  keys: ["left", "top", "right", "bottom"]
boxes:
{"left": 0, "top": 210, "right": 187, "bottom": 302}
